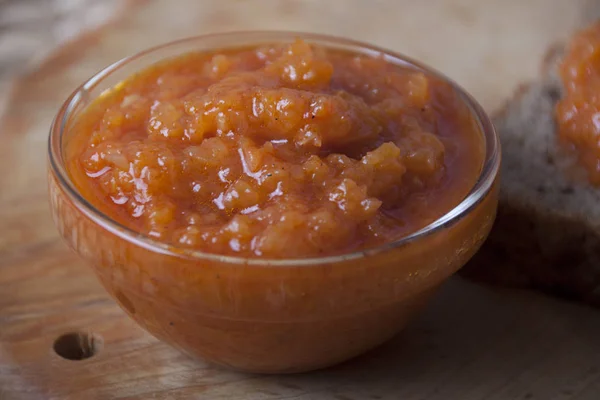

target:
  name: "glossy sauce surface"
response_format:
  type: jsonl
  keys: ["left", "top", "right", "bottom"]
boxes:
{"left": 65, "top": 40, "right": 484, "bottom": 258}
{"left": 557, "top": 23, "right": 600, "bottom": 184}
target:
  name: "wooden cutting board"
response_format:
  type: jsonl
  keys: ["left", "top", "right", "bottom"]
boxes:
{"left": 2, "top": 1, "right": 600, "bottom": 399}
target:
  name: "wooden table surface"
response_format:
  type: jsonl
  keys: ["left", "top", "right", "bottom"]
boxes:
{"left": 2, "top": 1, "right": 600, "bottom": 399}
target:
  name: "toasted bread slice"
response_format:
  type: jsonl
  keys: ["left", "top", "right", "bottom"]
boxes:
{"left": 462, "top": 46, "right": 600, "bottom": 307}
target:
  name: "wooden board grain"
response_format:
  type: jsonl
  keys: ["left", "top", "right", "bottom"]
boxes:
{"left": 2, "top": 0, "right": 600, "bottom": 399}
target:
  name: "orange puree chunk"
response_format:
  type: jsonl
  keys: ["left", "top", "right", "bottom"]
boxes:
{"left": 557, "top": 22, "right": 600, "bottom": 185}
{"left": 65, "top": 39, "right": 483, "bottom": 258}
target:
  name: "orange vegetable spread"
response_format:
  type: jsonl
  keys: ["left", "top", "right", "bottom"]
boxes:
{"left": 65, "top": 40, "right": 484, "bottom": 258}
{"left": 557, "top": 23, "right": 600, "bottom": 184}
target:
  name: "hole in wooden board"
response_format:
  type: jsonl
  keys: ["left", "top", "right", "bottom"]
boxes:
{"left": 53, "top": 332, "right": 103, "bottom": 360}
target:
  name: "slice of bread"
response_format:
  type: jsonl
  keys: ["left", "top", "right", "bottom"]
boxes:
{"left": 461, "top": 46, "right": 600, "bottom": 308}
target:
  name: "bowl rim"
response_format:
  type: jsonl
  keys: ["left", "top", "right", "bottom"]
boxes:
{"left": 48, "top": 30, "right": 500, "bottom": 267}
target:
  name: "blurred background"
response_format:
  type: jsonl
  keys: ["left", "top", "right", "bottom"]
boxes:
{"left": 0, "top": 0, "right": 597, "bottom": 118}
{"left": 0, "top": 0, "right": 130, "bottom": 114}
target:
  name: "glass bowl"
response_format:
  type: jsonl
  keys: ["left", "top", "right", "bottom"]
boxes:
{"left": 47, "top": 31, "right": 500, "bottom": 374}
